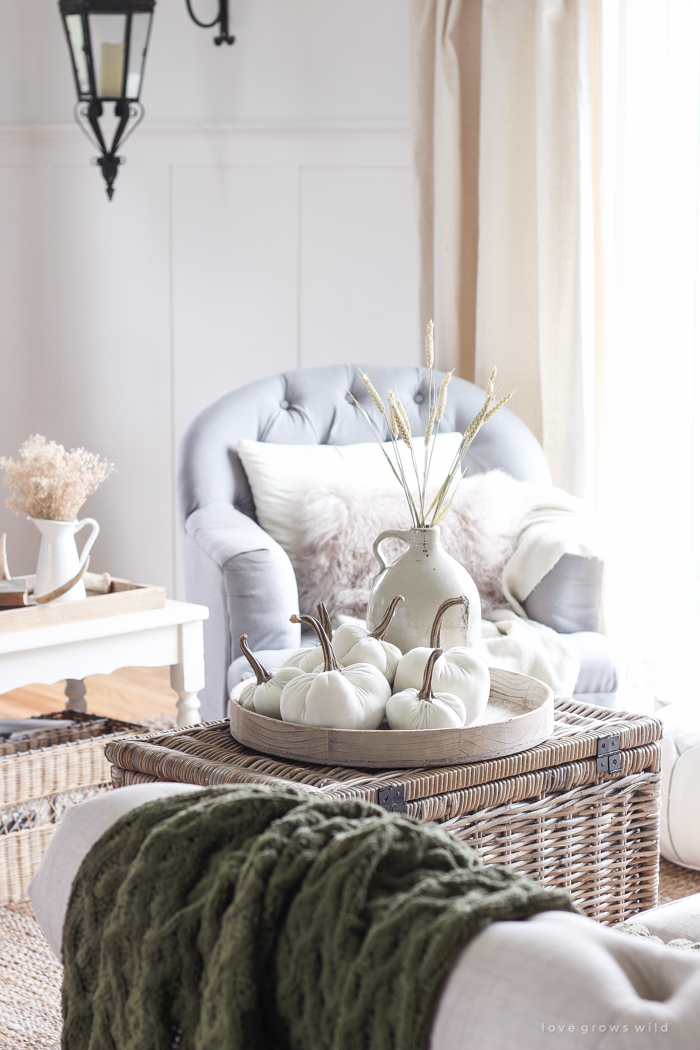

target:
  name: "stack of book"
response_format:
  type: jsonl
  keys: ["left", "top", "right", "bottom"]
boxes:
{"left": 0, "top": 578, "right": 33, "bottom": 608}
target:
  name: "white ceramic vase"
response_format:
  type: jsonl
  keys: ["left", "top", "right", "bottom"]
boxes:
{"left": 365, "top": 526, "right": 481, "bottom": 654}
{"left": 31, "top": 517, "right": 100, "bottom": 602}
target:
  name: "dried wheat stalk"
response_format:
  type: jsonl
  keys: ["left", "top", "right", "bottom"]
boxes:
{"left": 354, "top": 323, "right": 514, "bottom": 527}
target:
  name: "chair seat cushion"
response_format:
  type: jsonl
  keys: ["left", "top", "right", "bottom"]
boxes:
{"left": 565, "top": 631, "right": 620, "bottom": 707}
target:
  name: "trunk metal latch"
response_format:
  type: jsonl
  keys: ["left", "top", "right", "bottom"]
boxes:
{"left": 596, "top": 733, "right": 621, "bottom": 774}
{"left": 377, "top": 784, "right": 407, "bottom": 813}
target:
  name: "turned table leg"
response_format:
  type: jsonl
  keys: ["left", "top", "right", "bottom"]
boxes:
{"left": 170, "top": 620, "right": 205, "bottom": 727}
{"left": 65, "top": 678, "right": 87, "bottom": 712}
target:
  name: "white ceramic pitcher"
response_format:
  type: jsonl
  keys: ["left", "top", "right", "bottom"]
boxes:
{"left": 31, "top": 517, "right": 100, "bottom": 602}
{"left": 365, "top": 526, "right": 481, "bottom": 653}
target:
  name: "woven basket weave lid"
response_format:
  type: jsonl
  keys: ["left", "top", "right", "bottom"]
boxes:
{"left": 105, "top": 698, "right": 662, "bottom": 805}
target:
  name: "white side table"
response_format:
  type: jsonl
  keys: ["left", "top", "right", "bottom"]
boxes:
{"left": 0, "top": 600, "right": 209, "bottom": 727}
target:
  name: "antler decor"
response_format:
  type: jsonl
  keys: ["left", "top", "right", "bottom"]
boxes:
{"left": 33, "top": 559, "right": 91, "bottom": 605}
{"left": 0, "top": 534, "right": 9, "bottom": 581}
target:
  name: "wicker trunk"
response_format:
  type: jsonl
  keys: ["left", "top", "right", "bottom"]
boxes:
{"left": 0, "top": 711, "right": 146, "bottom": 904}
{"left": 106, "top": 699, "right": 662, "bottom": 924}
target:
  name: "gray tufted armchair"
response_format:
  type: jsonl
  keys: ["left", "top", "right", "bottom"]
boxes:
{"left": 178, "top": 365, "right": 618, "bottom": 721}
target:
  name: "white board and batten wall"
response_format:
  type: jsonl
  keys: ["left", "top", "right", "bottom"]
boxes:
{"left": 0, "top": 0, "right": 417, "bottom": 598}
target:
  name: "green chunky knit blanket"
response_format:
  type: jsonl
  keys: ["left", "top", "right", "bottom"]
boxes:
{"left": 62, "top": 785, "right": 577, "bottom": 1050}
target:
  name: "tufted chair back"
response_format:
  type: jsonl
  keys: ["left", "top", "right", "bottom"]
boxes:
{"left": 177, "top": 365, "right": 551, "bottom": 719}
{"left": 178, "top": 365, "right": 551, "bottom": 524}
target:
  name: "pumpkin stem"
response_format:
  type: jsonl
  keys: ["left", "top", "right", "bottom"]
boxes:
{"left": 239, "top": 634, "right": 272, "bottom": 685}
{"left": 429, "top": 596, "right": 469, "bottom": 648}
{"left": 369, "top": 595, "right": 405, "bottom": 639}
{"left": 418, "top": 648, "right": 443, "bottom": 701}
{"left": 290, "top": 614, "right": 339, "bottom": 672}
{"left": 316, "top": 602, "right": 334, "bottom": 640}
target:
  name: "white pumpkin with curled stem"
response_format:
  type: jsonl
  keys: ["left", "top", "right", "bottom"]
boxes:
{"left": 280, "top": 603, "right": 333, "bottom": 673}
{"left": 281, "top": 598, "right": 404, "bottom": 684}
{"left": 393, "top": 597, "right": 490, "bottom": 726}
{"left": 237, "top": 634, "right": 304, "bottom": 719}
{"left": 323, "top": 597, "right": 404, "bottom": 683}
{"left": 279, "top": 614, "right": 390, "bottom": 730}
{"left": 386, "top": 648, "right": 466, "bottom": 730}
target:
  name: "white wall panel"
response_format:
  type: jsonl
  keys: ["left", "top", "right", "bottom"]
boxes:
{"left": 50, "top": 163, "right": 173, "bottom": 591}
{"left": 300, "top": 165, "right": 419, "bottom": 367}
{"left": 0, "top": 164, "right": 42, "bottom": 578}
{"left": 0, "top": 124, "right": 417, "bottom": 599}
{"left": 171, "top": 164, "right": 299, "bottom": 439}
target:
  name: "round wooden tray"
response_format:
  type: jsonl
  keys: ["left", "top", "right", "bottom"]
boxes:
{"left": 229, "top": 668, "right": 554, "bottom": 769}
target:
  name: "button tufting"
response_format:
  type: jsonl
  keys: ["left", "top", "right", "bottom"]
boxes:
{"left": 280, "top": 399, "right": 290, "bottom": 409}
{"left": 414, "top": 393, "right": 424, "bottom": 404}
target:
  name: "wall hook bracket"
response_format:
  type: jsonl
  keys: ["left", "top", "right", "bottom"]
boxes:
{"left": 185, "top": 0, "right": 235, "bottom": 45}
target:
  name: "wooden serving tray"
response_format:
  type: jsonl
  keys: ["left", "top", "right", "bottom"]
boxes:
{"left": 229, "top": 668, "right": 554, "bottom": 768}
{"left": 0, "top": 577, "right": 166, "bottom": 634}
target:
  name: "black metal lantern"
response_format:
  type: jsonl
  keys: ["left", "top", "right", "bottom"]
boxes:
{"left": 185, "top": 0, "right": 234, "bottom": 46}
{"left": 59, "top": 0, "right": 156, "bottom": 199}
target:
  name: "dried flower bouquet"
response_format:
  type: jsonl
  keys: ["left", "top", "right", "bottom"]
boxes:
{"left": 351, "top": 321, "right": 513, "bottom": 528}
{"left": 0, "top": 435, "right": 114, "bottom": 522}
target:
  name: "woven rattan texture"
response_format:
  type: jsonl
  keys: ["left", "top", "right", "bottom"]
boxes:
{"left": 1, "top": 783, "right": 111, "bottom": 836}
{"left": 439, "top": 771, "right": 661, "bottom": 923}
{"left": 0, "top": 786, "right": 111, "bottom": 904}
{"left": 107, "top": 700, "right": 662, "bottom": 923}
{"left": 0, "top": 710, "right": 145, "bottom": 758}
{"left": 0, "top": 713, "right": 147, "bottom": 905}
{"left": 107, "top": 699, "right": 662, "bottom": 802}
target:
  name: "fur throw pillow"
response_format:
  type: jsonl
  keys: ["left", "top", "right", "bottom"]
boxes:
{"left": 292, "top": 470, "right": 532, "bottom": 621}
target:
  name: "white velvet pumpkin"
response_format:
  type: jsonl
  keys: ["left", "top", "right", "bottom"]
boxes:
{"left": 393, "top": 597, "right": 490, "bottom": 726}
{"left": 236, "top": 634, "right": 304, "bottom": 719}
{"left": 327, "top": 597, "right": 404, "bottom": 683}
{"left": 280, "top": 646, "right": 324, "bottom": 673}
{"left": 281, "top": 598, "right": 404, "bottom": 684}
{"left": 387, "top": 649, "right": 467, "bottom": 730}
{"left": 279, "top": 604, "right": 330, "bottom": 672}
{"left": 279, "top": 614, "right": 390, "bottom": 730}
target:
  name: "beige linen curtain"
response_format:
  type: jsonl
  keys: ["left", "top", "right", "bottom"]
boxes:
{"left": 412, "top": 0, "right": 603, "bottom": 498}
{"left": 412, "top": 0, "right": 483, "bottom": 381}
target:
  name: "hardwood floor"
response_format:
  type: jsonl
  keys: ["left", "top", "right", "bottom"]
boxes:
{"left": 0, "top": 666, "right": 179, "bottom": 726}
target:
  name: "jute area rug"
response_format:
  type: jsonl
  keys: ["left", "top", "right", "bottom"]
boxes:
{"left": 0, "top": 902, "right": 61, "bottom": 1050}
{"left": 1, "top": 859, "right": 699, "bottom": 1050}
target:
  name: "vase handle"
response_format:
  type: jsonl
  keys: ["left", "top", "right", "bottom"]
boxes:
{"left": 73, "top": 518, "right": 100, "bottom": 569}
{"left": 372, "top": 530, "right": 410, "bottom": 573}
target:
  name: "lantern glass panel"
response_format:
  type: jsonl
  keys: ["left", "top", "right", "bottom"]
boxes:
{"left": 88, "top": 13, "right": 128, "bottom": 99}
{"left": 125, "top": 12, "right": 152, "bottom": 99}
{"left": 65, "top": 13, "right": 90, "bottom": 96}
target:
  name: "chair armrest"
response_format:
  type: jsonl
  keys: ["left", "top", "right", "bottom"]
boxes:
{"left": 182, "top": 502, "right": 300, "bottom": 720}
{"left": 522, "top": 553, "right": 605, "bottom": 634}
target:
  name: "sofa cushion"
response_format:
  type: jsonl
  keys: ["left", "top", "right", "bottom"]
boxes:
{"left": 658, "top": 704, "right": 700, "bottom": 869}
{"left": 634, "top": 894, "right": 700, "bottom": 944}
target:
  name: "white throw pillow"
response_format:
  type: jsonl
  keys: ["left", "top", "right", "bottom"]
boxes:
{"left": 237, "top": 433, "right": 464, "bottom": 559}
